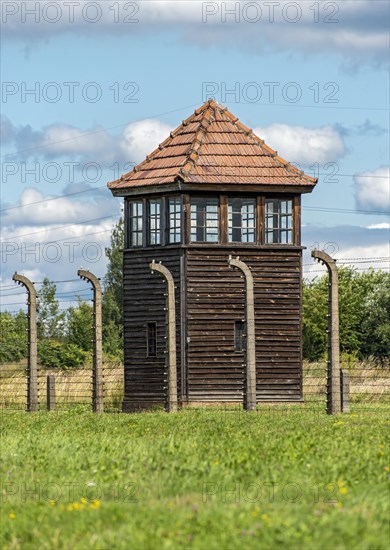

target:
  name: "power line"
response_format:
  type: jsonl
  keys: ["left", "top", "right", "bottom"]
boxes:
{"left": 0, "top": 185, "right": 109, "bottom": 212}
{"left": 1, "top": 174, "right": 389, "bottom": 214}
{"left": 303, "top": 257, "right": 390, "bottom": 266}
{"left": 1, "top": 102, "right": 201, "bottom": 159}
{"left": 0, "top": 213, "right": 119, "bottom": 241}
{"left": 1, "top": 205, "right": 388, "bottom": 247}
{"left": 303, "top": 206, "right": 390, "bottom": 216}
{"left": 2, "top": 99, "right": 389, "bottom": 160}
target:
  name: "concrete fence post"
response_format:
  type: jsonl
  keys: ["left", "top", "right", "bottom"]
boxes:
{"left": 47, "top": 375, "right": 56, "bottom": 411}
{"left": 228, "top": 256, "right": 257, "bottom": 411}
{"left": 12, "top": 273, "right": 38, "bottom": 412}
{"left": 77, "top": 270, "right": 104, "bottom": 413}
{"left": 340, "top": 369, "right": 350, "bottom": 413}
{"left": 311, "top": 250, "right": 341, "bottom": 414}
{"left": 150, "top": 260, "right": 178, "bottom": 413}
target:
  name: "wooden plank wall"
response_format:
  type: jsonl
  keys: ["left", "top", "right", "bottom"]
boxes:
{"left": 186, "top": 247, "right": 302, "bottom": 402}
{"left": 122, "top": 248, "right": 183, "bottom": 411}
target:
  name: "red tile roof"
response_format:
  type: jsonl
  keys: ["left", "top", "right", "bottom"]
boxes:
{"left": 108, "top": 100, "right": 317, "bottom": 191}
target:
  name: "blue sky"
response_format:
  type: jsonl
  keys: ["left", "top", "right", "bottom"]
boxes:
{"left": 1, "top": 0, "right": 389, "bottom": 308}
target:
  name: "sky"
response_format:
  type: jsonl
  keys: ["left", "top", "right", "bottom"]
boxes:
{"left": 1, "top": 0, "right": 389, "bottom": 310}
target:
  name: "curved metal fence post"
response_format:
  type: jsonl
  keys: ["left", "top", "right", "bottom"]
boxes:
{"left": 12, "top": 273, "right": 38, "bottom": 412}
{"left": 77, "top": 269, "right": 103, "bottom": 413}
{"left": 311, "top": 250, "right": 341, "bottom": 414}
{"left": 150, "top": 260, "right": 178, "bottom": 413}
{"left": 228, "top": 256, "right": 256, "bottom": 411}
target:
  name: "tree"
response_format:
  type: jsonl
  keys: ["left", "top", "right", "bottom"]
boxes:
{"left": 66, "top": 300, "right": 94, "bottom": 352}
{"left": 302, "top": 276, "right": 328, "bottom": 361}
{"left": 361, "top": 278, "right": 390, "bottom": 360}
{"left": 0, "top": 311, "right": 28, "bottom": 363}
{"left": 303, "top": 267, "right": 390, "bottom": 362}
{"left": 38, "top": 339, "right": 87, "bottom": 370}
{"left": 37, "top": 278, "right": 65, "bottom": 340}
{"left": 102, "top": 217, "right": 124, "bottom": 358}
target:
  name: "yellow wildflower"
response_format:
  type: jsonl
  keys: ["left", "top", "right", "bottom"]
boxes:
{"left": 89, "top": 499, "right": 100, "bottom": 509}
{"left": 9, "top": 513, "right": 15, "bottom": 520}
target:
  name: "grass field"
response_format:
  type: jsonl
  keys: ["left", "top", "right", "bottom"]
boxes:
{"left": 1, "top": 405, "right": 389, "bottom": 549}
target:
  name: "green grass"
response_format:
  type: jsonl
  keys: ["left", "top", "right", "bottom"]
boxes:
{"left": 1, "top": 405, "right": 389, "bottom": 549}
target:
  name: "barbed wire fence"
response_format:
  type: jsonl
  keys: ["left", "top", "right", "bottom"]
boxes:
{"left": 1, "top": 259, "right": 389, "bottom": 414}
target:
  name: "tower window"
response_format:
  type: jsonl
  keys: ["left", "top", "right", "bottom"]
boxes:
{"left": 168, "top": 197, "right": 182, "bottom": 243}
{"left": 191, "top": 198, "right": 219, "bottom": 242}
{"left": 234, "top": 320, "right": 246, "bottom": 352}
{"left": 149, "top": 199, "right": 162, "bottom": 245}
{"left": 129, "top": 200, "right": 144, "bottom": 247}
{"left": 265, "top": 199, "right": 293, "bottom": 244}
{"left": 228, "top": 198, "right": 256, "bottom": 243}
{"left": 147, "top": 322, "right": 157, "bottom": 357}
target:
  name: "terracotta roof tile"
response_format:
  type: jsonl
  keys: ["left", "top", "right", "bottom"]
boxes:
{"left": 108, "top": 100, "right": 317, "bottom": 191}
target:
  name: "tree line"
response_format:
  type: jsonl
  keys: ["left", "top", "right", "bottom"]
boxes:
{"left": 1, "top": 218, "right": 389, "bottom": 366}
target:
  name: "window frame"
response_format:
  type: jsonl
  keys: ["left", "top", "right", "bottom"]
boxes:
{"left": 146, "top": 322, "right": 157, "bottom": 357}
{"left": 265, "top": 198, "right": 293, "bottom": 245}
{"left": 190, "top": 196, "right": 220, "bottom": 243}
{"left": 167, "top": 196, "right": 182, "bottom": 244}
{"left": 228, "top": 197, "right": 256, "bottom": 243}
{"left": 128, "top": 199, "right": 144, "bottom": 248}
{"left": 234, "top": 320, "right": 246, "bottom": 353}
{"left": 148, "top": 198, "right": 163, "bottom": 246}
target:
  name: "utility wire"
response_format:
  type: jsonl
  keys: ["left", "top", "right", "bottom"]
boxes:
{"left": 2, "top": 172, "right": 389, "bottom": 213}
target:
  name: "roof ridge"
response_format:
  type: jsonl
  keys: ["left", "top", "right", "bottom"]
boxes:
{"left": 179, "top": 103, "right": 215, "bottom": 179}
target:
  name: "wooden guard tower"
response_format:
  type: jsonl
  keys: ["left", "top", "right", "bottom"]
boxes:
{"left": 108, "top": 100, "right": 317, "bottom": 411}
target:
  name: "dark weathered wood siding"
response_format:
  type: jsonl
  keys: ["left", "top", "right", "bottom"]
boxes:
{"left": 122, "top": 247, "right": 183, "bottom": 411}
{"left": 186, "top": 246, "right": 302, "bottom": 402}
{"left": 122, "top": 245, "right": 303, "bottom": 409}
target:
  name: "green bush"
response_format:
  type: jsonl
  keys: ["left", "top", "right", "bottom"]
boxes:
{"left": 38, "top": 339, "right": 87, "bottom": 370}
{"left": 0, "top": 311, "right": 28, "bottom": 363}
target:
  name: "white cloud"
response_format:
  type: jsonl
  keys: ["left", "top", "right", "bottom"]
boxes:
{"left": 6, "top": 118, "right": 172, "bottom": 166}
{"left": 255, "top": 123, "right": 346, "bottom": 167}
{"left": 1, "top": 215, "right": 118, "bottom": 308}
{"left": 2, "top": 1, "right": 388, "bottom": 67}
{"left": 354, "top": 166, "right": 390, "bottom": 212}
{"left": 367, "top": 223, "right": 390, "bottom": 230}
{"left": 120, "top": 119, "right": 172, "bottom": 163}
{"left": 302, "top": 223, "right": 390, "bottom": 279}
{"left": 2, "top": 187, "right": 119, "bottom": 227}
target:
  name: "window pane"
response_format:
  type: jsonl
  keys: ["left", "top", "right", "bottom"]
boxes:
{"left": 265, "top": 199, "right": 293, "bottom": 244}
{"left": 147, "top": 322, "right": 157, "bottom": 357}
{"left": 228, "top": 198, "right": 256, "bottom": 242}
{"left": 168, "top": 197, "right": 182, "bottom": 243}
{"left": 191, "top": 198, "right": 219, "bottom": 242}
{"left": 234, "top": 320, "right": 246, "bottom": 352}
{"left": 149, "top": 199, "right": 161, "bottom": 245}
{"left": 128, "top": 200, "right": 143, "bottom": 247}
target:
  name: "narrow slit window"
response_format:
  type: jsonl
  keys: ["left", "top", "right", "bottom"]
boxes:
{"left": 265, "top": 199, "right": 293, "bottom": 244}
{"left": 149, "top": 199, "right": 162, "bottom": 245}
{"left": 190, "top": 197, "right": 219, "bottom": 242}
{"left": 168, "top": 197, "right": 182, "bottom": 243}
{"left": 129, "top": 200, "right": 144, "bottom": 247}
{"left": 228, "top": 198, "right": 256, "bottom": 243}
{"left": 147, "top": 322, "right": 157, "bottom": 357}
{"left": 234, "top": 320, "right": 246, "bottom": 352}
